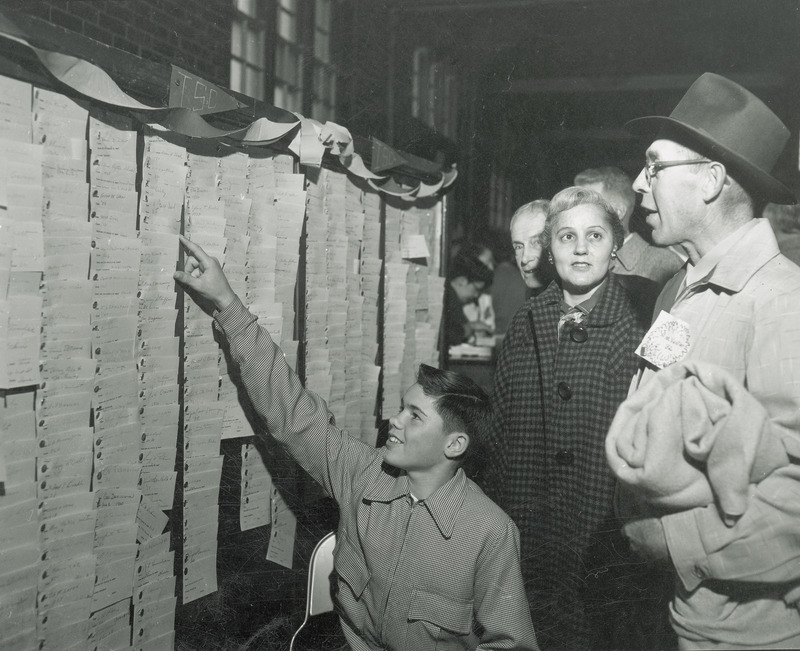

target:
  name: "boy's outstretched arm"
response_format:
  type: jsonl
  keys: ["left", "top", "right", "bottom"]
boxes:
{"left": 174, "top": 237, "right": 374, "bottom": 503}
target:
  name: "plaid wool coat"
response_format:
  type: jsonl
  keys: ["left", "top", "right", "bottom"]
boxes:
{"left": 482, "top": 274, "right": 648, "bottom": 650}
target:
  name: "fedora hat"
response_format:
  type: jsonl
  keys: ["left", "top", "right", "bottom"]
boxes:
{"left": 626, "top": 72, "right": 795, "bottom": 204}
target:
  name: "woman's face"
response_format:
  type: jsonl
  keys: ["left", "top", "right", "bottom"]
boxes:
{"left": 550, "top": 203, "right": 616, "bottom": 298}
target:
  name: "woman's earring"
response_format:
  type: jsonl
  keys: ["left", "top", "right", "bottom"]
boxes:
{"left": 547, "top": 253, "right": 554, "bottom": 264}
{"left": 611, "top": 249, "right": 617, "bottom": 260}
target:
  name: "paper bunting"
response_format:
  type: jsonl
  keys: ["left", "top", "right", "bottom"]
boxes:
{"left": 0, "top": 9, "right": 455, "bottom": 196}
{"left": 368, "top": 176, "right": 420, "bottom": 198}
{"left": 229, "top": 117, "right": 299, "bottom": 145}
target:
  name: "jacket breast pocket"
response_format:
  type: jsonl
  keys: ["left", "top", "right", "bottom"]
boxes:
{"left": 333, "top": 533, "right": 370, "bottom": 599}
{"left": 408, "top": 588, "right": 474, "bottom": 643}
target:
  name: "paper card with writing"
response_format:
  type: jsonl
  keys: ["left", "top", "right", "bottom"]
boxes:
{"left": 37, "top": 472, "right": 92, "bottom": 499}
{"left": 88, "top": 596, "right": 132, "bottom": 648}
{"left": 95, "top": 503, "right": 139, "bottom": 534}
{"left": 38, "top": 451, "right": 93, "bottom": 486}
{"left": 94, "top": 520, "right": 138, "bottom": 550}
{"left": 134, "top": 602, "right": 175, "bottom": 646}
{"left": 134, "top": 574, "right": 175, "bottom": 606}
{"left": 94, "top": 462, "right": 140, "bottom": 491}
{"left": 95, "top": 486, "right": 140, "bottom": 511}
{"left": 37, "top": 596, "right": 92, "bottom": 635}
{"left": 635, "top": 310, "right": 692, "bottom": 369}
{"left": 37, "top": 572, "right": 95, "bottom": 611}
{"left": 136, "top": 494, "right": 169, "bottom": 542}
{"left": 182, "top": 551, "right": 217, "bottom": 604}
{"left": 133, "top": 594, "right": 176, "bottom": 641}
{"left": 91, "top": 557, "right": 136, "bottom": 613}
{"left": 135, "top": 550, "right": 174, "bottom": 587}
{"left": 0, "top": 543, "right": 40, "bottom": 574}
{"left": 183, "top": 466, "right": 223, "bottom": 494}
{"left": 95, "top": 543, "right": 136, "bottom": 568}
{"left": 184, "top": 504, "right": 219, "bottom": 535}
{"left": 183, "top": 485, "right": 220, "bottom": 514}
{"left": 92, "top": 406, "right": 138, "bottom": 433}
{"left": 39, "top": 552, "right": 95, "bottom": 592}
{"left": 3, "top": 437, "right": 35, "bottom": 469}
{"left": 38, "top": 491, "right": 95, "bottom": 524}
{"left": 139, "top": 445, "right": 177, "bottom": 473}
{"left": 40, "top": 510, "right": 96, "bottom": 547}
{"left": 140, "top": 425, "right": 178, "bottom": 451}
{"left": 0, "top": 497, "right": 38, "bottom": 531}
{"left": 139, "top": 404, "right": 180, "bottom": 430}
{"left": 266, "top": 509, "right": 297, "bottom": 569}
{"left": 139, "top": 470, "right": 177, "bottom": 510}
{"left": 240, "top": 490, "right": 271, "bottom": 532}
{"left": 95, "top": 440, "right": 141, "bottom": 470}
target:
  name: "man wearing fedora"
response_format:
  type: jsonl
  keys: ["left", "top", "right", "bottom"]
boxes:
{"left": 615, "top": 72, "right": 800, "bottom": 648}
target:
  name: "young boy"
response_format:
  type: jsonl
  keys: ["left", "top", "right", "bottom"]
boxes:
{"left": 174, "top": 236, "right": 538, "bottom": 650}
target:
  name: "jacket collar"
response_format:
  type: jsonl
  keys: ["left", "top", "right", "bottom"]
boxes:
{"left": 614, "top": 232, "right": 648, "bottom": 272}
{"left": 701, "top": 219, "right": 780, "bottom": 293}
{"left": 536, "top": 274, "right": 631, "bottom": 327}
{"left": 363, "top": 465, "right": 468, "bottom": 539}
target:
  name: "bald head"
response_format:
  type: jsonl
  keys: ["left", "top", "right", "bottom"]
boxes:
{"left": 510, "top": 200, "right": 549, "bottom": 288}
{"left": 574, "top": 166, "right": 636, "bottom": 231}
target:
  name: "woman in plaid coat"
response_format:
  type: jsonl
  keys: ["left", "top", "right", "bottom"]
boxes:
{"left": 482, "top": 187, "right": 650, "bottom": 650}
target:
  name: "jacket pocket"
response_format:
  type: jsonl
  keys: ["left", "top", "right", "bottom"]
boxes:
{"left": 408, "top": 588, "right": 473, "bottom": 636}
{"left": 333, "top": 533, "right": 370, "bottom": 599}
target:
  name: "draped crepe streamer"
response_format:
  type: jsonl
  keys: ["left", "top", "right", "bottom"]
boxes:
{"left": 414, "top": 175, "right": 445, "bottom": 198}
{"left": 368, "top": 177, "right": 420, "bottom": 198}
{"left": 0, "top": 9, "right": 454, "bottom": 193}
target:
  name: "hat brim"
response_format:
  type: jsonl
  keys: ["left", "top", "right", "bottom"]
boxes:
{"left": 626, "top": 115, "right": 796, "bottom": 205}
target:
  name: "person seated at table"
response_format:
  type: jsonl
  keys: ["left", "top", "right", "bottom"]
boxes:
{"left": 442, "top": 249, "right": 494, "bottom": 347}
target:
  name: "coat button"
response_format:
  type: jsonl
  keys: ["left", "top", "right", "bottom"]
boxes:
{"left": 555, "top": 449, "right": 574, "bottom": 465}
{"left": 570, "top": 326, "right": 588, "bottom": 343}
{"left": 557, "top": 381, "right": 572, "bottom": 400}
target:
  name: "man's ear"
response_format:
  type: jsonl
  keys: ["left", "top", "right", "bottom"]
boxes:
{"left": 444, "top": 431, "right": 469, "bottom": 460}
{"left": 703, "top": 161, "right": 727, "bottom": 203}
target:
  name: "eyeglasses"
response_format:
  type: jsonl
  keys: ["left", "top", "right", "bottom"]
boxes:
{"left": 644, "top": 159, "right": 711, "bottom": 185}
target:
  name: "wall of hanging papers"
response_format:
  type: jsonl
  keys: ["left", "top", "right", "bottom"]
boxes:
{"left": 0, "top": 72, "right": 445, "bottom": 650}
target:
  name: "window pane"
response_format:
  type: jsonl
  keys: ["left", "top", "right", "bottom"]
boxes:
{"left": 315, "top": 30, "right": 329, "bottom": 62}
{"left": 246, "top": 26, "right": 263, "bottom": 63}
{"left": 245, "top": 65, "right": 263, "bottom": 100}
{"left": 230, "top": 59, "right": 243, "bottom": 93}
{"left": 236, "top": 0, "right": 256, "bottom": 18}
{"left": 231, "top": 20, "right": 243, "bottom": 57}
{"left": 274, "top": 85, "right": 285, "bottom": 109}
{"left": 278, "top": 10, "right": 295, "bottom": 41}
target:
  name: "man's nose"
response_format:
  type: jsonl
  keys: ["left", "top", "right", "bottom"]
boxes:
{"left": 522, "top": 244, "right": 541, "bottom": 265}
{"left": 632, "top": 168, "right": 648, "bottom": 194}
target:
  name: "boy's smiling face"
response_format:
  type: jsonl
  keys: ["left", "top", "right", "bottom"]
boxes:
{"left": 384, "top": 383, "right": 449, "bottom": 472}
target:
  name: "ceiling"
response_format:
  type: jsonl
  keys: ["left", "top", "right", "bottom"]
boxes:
{"left": 389, "top": 0, "right": 800, "bottom": 199}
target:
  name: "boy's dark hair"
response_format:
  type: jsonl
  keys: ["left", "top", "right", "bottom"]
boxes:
{"left": 416, "top": 363, "right": 491, "bottom": 464}
{"left": 446, "top": 251, "right": 494, "bottom": 287}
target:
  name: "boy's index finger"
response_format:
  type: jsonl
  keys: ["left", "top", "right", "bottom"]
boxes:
{"left": 178, "top": 236, "right": 210, "bottom": 264}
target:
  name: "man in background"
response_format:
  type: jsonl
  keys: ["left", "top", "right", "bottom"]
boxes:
{"left": 575, "top": 165, "right": 684, "bottom": 286}
{"left": 509, "top": 199, "right": 552, "bottom": 295}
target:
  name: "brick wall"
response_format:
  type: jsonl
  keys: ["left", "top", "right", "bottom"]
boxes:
{"left": 7, "top": 0, "right": 233, "bottom": 87}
